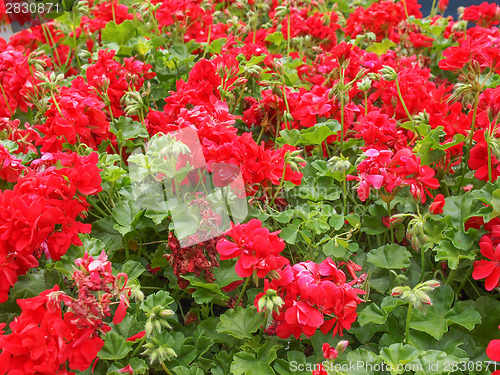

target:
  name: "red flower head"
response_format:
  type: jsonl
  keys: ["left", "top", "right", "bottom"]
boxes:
{"left": 322, "top": 343, "right": 338, "bottom": 360}
{"left": 312, "top": 364, "right": 329, "bottom": 375}
{"left": 429, "top": 194, "right": 445, "bottom": 215}
{"left": 487, "top": 327, "right": 500, "bottom": 362}
{"left": 473, "top": 236, "right": 500, "bottom": 291}
{"left": 217, "top": 219, "right": 288, "bottom": 278}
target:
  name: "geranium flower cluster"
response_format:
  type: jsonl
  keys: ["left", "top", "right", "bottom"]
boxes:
{"left": 347, "top": 148, "right": 440, "bottom": 203}
{"left": 35, "top": 49, "right": 154, "bottom": 153}
{"left": 473, "top": 235, "right": 500, "bottom": 291}
{"left": 217, "top": 219, "right": 288, "bottom": 278}
{"left": 146, "top": 66, "right": 304, "bottom": 195}
{"left": 0, "top": 45, "right": 37, "bottom": 117}
{"left": 0, "top": 251, "right": 129, "bottom": 374}
{"left": 0, "top": 152, "right": 102, "bottom": 303}
{"left": 255, "top": 259, "right": 364, "bottom": 339}
{"left": 343, "top": 0, "right": 422, "bottom": 42}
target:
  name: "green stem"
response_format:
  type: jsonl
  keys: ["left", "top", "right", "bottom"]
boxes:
{"left": 340, "top": 94, "right": 345, "bottom": 152}
{"left": 386, "top": 201, "right": 394, "bottom": 243}
{"left": 420, "top": 248, "right": 426, "bottom": 282}
{"left": 488, "top": 141, "right": 493, "bottom": 182}
{"left": 270, "top": 164, "right": 287, "bottom": 206}
{"left": 201, "top": 24, "right": 212, "bottom": 59}
{"left": 50, "top": 92, "right": 65, "bottom": 118}
{"left": 405, "top": 301, "right": 413, "bottom": 344}
{"left": 0, "top": 82, "right": 13, "bottom": 117}
{"left": 231, "top": 73, "right": 248, "bottom": 114}
{"left": 429, "top": 0, "right": 438, "bottom": 15}
{"left": 364, "top": 92, "right": 368, "bottom": 116}
{"left": 129, "top": 335, "right": 146, "bottom": 359}
{"left": 256, "top": 125, "right": 265, "bottom": 144}
{"left": 401, "top": 0, "right": 409, "bottom": 18}
{"left": 41, "top": 23, "right": 62, "bottom": 69}
{"left": 235, "top": 276, "right": 251, "bottom": 307}
{"left": 445, "top": 268, "right": 457, "bottom": 286}
{"left": 454, "top": 263, "right": 474, "bottom": 301}
{"left": 111, "top": 0, "right": 116, "bottom": 23}
{"left": 124, "top": 238, "right": 130, "bottom": 260}
{"left": 324, "top": 141, "right": 332, "bottom": 158}
{"left": 287, "top": 12, "right": 291, "bottom": 59}
{"left": 72, "top": 10, "right": 82, "bottom": 68}
{"left": 456, "top": 89, "right": 480, "bottom": 194}
{"left": 395, "top": 78, "right": 412, "bottom": 124}
{"left": 343, "top": 171, "right": 348, "bottom": 215}
{"left": 160, "top": 361, "right": 174, "bottom": 375}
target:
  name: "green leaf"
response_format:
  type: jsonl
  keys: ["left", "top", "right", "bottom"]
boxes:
{"left": 212, "top": 351, "right": 233, "bottom": 375}
{"left": 328, "top": 214, "right": 344, "bottom": 231}
{"left": 110, "top": 116, "right": 149, "bottom": 142}
{"left": 366, "top": 39, "right": 396, "bottom": 56}
{"left": 265, "top": 32, "right": 284, "bottom": 45}
{"left": 172, "top": 366, "right": 204, "bottom": 375}
{"left": 9, "top": 269, "right": 63, "bottom": 300}
{"left": 323, "top": 239, "right": 348, "bottom": 258}
{"left": 274, "top": 351, "right": 309, "bottom": 375}
{"left": 297, "top": 176, "right": 341, "bottom": 201}
{"left": 362, "top": 204, "right": 388, "bottom": 235}
{"left": 101, "top": 20, "right": 137, "bottom": 46}
{"left": 106, "top": 358, "right": 148, "bottom": 375}
{"left": 277, "top": 129, "right": 300, "bottom": 146}
{"left": 297, "top": 121, "right": 341, "bottom": 145}
{"left": 366, "top": 244, "right": 412, "bottom": 269}
{"left": 217, "top": 306, "right": 266, "bottom": 340}
{"left": 207, "top": 38, "right": 227, "bottom": 54}
{"left": 410, "top": 286, "right": 481, "bottom": 340}
{"left": 98, "top": 332, "right": 132, "bottom": 360}
{"left": 439, "top": 194, "right": 485, "bottom": 230}
{"left": 182, "top": 275, "right": 228, "bottom": 304}
{"left": 112, "top": 201, "right": 144, "bottom": 236}
{"left": 379, "top": 343, "right": 419, "bottom": 374}
{"left": 231, "top": 342, "right": 279, "bottom": 375}
{"left": 120, "top": 260, "right": 146, "bottom": 280}
{"left": 140, "top": 290, "right": 175, "bottom": 314}
{"left": 280, "top": 226, "right": 298, "bottom": 244}
{"left": 443, "top": 227, "right": 477, "bottom": 250}
{"left": 433, "top": 239, "right": 476, "bottom": 270}
{"left": 358, "top": 303, "right": 385, "bottom": 325}
{"left": 213, "top": 260, "right": 242, "bottom": 288}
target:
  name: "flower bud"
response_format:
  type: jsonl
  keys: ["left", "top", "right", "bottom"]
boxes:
{"left": 391, "top": 286, "right": 408, "bottom": 297}
{"left": 336, "top": 340, "right": 349, "bottom": 352}
{"left": 357, "top": 76, "right": 372, "bottom": 92}
{"left": 159, "top": 309, "right": 174, "bottom": 319}
{"left": 145, "top": 320, "right": 154, "bottom": 337}
{"left": 380, "top": 65, "right": 398, "bottom": 81}
{"left": 257, "top": 288, "right": 284, "bottom": 313}
{"left": 322, "top": 343, "right": 338, "bottom": 360}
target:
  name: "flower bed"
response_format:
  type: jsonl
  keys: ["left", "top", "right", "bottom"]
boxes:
{"left": 0, "top": 0, "right": 500, "bottom": 374}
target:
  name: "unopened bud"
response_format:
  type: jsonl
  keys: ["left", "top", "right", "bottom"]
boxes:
{"left": 357, "top": 76, "right": 372, "bottom": 92}
{"left": 145, "top": 320, "right": 154, "bottom": 337}
{"left": 159, "top": 309, "right": 174, "bottom": 319}
{"left": 380, "top": 65, "right": 398, "bottom": 81}
{"left": 391, "top": 286, "right": 407, "bottom": 297}
{"left": 336, "top": 340, "right": 349, "bottom": 352}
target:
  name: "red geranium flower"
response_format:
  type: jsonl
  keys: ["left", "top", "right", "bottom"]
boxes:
{"left": 322, "top": 343, "right": 338, "bottom": 360}
{"left": 429, "top": 194, "right": 445, "bottom": 215}
{"left": 216, "top": 219, "right": 288, "bottom": 278}
{"left": 473, "top": 236, "right": 500, "bottom": 291}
